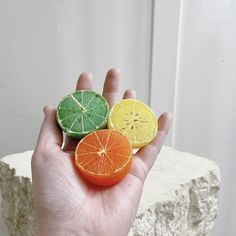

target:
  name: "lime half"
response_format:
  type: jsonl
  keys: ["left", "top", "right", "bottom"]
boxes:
{"left": 57, "top": 90, "right": 109, "bottom": 138}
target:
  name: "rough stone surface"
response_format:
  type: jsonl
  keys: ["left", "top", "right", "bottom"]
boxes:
{"left": 0, "top": 146, "right": 220, "bottom": 236}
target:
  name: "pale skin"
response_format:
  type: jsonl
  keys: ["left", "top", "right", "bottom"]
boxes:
{"left": 32, "top": 68, "right": 172, "bottom": 236}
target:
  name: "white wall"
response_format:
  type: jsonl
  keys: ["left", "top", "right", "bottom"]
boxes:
{"left": 150, "top": 0, "right": 181, "bottom": 145}
{"left": 0, "top": 0, "right": 153, "bottom": 157}
{"left": 172, "top": 0, "right": 236, "bottom": 235}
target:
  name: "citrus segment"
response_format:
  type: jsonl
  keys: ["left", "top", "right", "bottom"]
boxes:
{"left": 56, "top": 90, "right": 109, "bottom": 138}
{"left": 108, "top": 99, "right": 158, "bottom": 148}
{"left": 75, "top": 130, "right": 132, "bottom": 186}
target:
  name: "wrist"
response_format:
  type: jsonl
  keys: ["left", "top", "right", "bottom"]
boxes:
{"left": 35, "top": 227, "right": 92, "bottom": 236}
{"left": 34, "top": 221, "right": 93, "bottom": 236}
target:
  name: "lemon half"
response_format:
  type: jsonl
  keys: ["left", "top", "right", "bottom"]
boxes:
{"left": 108, "top": 99, "right": 158, "bottom": 148}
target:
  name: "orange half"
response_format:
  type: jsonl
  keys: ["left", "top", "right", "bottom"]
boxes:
{"left": 75, "top": 130, "right": 133, "bottom": 186}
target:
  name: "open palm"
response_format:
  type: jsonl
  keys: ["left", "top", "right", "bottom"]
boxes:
{"left": 32, "top": 69, "right": 172, "bottom": 236}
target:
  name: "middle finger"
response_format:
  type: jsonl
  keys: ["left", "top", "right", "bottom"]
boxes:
{"left": 102, "top": 68, "right": 121, "bottom": 108}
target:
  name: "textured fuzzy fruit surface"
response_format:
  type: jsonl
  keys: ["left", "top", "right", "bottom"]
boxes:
{"left": 57, "top": 90, "right": 109, "bottom": 138}
{"left": 75, "top": 129, "right": 133, "bottom": 186}
{"left": 108, "top": 99, "right": 158, "bottom": 148}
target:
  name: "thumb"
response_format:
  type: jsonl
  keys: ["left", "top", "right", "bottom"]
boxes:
{"left": 35, "top": 106, "right": 63, "bottom": 151}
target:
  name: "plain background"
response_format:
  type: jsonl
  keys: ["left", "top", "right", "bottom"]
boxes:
{"left": 0, "top": 0, "right": 236, "bottom": 235}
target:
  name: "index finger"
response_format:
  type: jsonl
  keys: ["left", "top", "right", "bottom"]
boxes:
{"left": 76, "top": 72, "right": 93, "bottom": 91}
{"left": 63, "top": 72, "right": 93, "bottom": 152}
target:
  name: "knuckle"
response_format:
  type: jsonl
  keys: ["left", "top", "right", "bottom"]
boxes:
{"left": 130, "top": 158, "right": 149, "bottom": 185}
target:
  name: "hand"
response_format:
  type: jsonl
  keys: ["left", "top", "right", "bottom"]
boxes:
{"left": 31, "top": 68, "right": 172, "bottom": 236}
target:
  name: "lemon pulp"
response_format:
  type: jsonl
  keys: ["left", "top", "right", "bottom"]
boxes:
{"left": 108, "top": 99, "right": 158, "bottom": 148}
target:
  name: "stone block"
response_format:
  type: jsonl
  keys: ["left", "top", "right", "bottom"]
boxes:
{"left": 0, "top": 147, "right": 220, "bottom": 236}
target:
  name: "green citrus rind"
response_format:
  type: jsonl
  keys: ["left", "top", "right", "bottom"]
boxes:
{"left": 56, "top": 90, "right": 109, "bottom": 138}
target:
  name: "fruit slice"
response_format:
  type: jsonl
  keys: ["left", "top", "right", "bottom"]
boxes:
{"left": 75, "top": 129, "right": 132, "bottom": 186}
{"left": 57, "top": 90, "right": 109, "bottom": 138}
{"left": 108, "top": 99, "right": 158, "bottom": 148}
